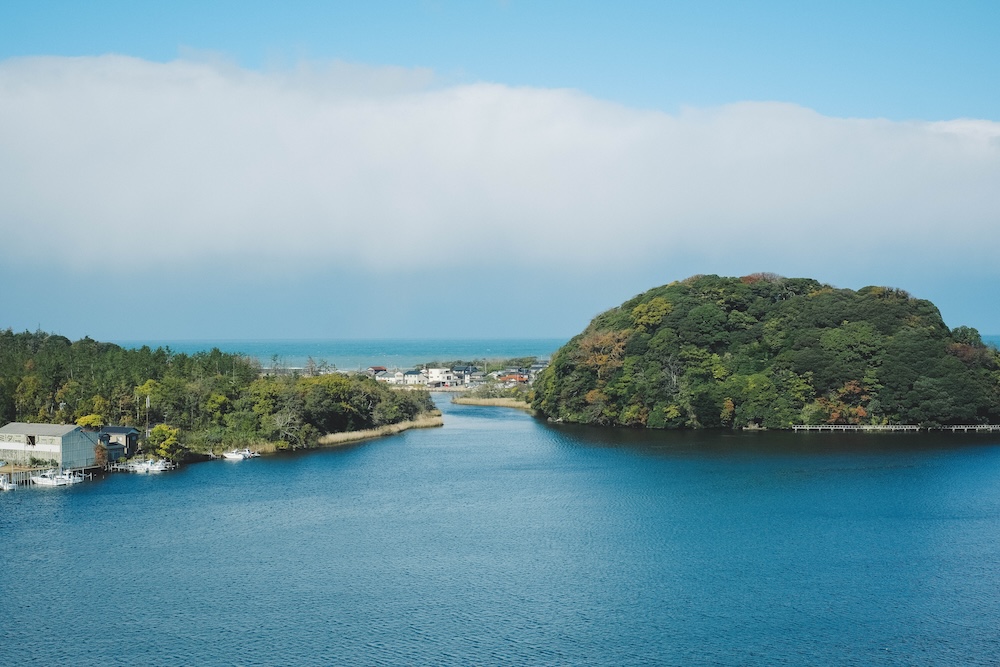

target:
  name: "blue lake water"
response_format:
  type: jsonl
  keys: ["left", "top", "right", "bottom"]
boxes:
{"left": 110, "top": 338, "right": 567, "bottom": 370}
{"left": 3, "top": 396, "right": 1000, "bottom": 665}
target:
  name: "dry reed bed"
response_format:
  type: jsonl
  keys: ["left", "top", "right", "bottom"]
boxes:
{"left": 451, "top": 397, "right": 534, "bottom": 410}
{"left": 317, "top": 412, "right": 444, "bottom": 447}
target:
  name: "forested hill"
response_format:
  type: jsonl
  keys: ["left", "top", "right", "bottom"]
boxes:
{"left": 532, "top": 274, "right": 1000, "bottom": 429}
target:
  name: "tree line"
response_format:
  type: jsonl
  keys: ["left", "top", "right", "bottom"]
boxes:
{"left": 0, "top": 329, "right": 434, "bottom": 458}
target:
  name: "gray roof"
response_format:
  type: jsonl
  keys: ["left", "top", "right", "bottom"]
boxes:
{"left": 100, "top": 426, "right": 140, "bottom": 435}
{"left": 0, "top": 422, "right": 81, "bottom": 437}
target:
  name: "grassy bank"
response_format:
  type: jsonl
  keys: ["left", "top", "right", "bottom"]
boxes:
{"left": 452, "top": 397, "right": 534, "bottom": 411}
{"left": 316, "top": 411, "right": 444, "bottom": 447}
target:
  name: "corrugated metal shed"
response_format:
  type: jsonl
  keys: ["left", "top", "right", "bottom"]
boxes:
{"left": 0, "top": 423, "right": 80, "bottom": 437}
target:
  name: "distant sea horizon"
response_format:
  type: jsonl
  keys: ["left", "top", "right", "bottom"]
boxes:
{"left": 111, "top": 337, "right": 569, "bottom": 371}
{"left": 111, "top": 333, "right": 1000, "bottom": 371}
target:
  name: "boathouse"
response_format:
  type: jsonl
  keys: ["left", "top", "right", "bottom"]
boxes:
{"left": 0, "top": 423, "right": 101, "bottom": 470}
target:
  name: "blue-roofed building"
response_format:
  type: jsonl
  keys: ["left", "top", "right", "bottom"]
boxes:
{"left": 99, "top": 426, "right": 140, "bottom": 460}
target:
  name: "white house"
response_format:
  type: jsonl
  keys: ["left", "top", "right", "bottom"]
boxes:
{"left": 375, "top": 370, "right": 406, "bottom": 385}
{"left": 426, "top": 368, "right": 457, "bottom": 387}
{"left": 402, "top": 370, "right": 428, "bottom": 386}
{"left": 0, "top": 422, "right": 102, "bottom": 470}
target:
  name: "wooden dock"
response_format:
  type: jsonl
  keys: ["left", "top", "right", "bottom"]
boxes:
{"left": 0, "top": 464, "right": 40, "bottom": 486}
{"left": 0, "top": 464, "right": 101, "bottom": 487}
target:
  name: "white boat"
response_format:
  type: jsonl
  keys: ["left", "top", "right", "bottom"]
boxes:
{"left": 222, "top": 448, "right": 259, "bottom": 460}
{"left": 60, "top": 470, "right": 85, "bottom": 484}
{"left": 31, "top": 469, "right": 83, "bottom": 486}
{"left": 31, "top": 470, "right": 64, "bottom": 486}
{"left": 0, "top": 474, "right": 15, "bottom": 491}
{"left": 133, "top": 459, "right": 174, "bottom": 473}
{"left": 31, "top": 470, "right": 69, "bottom": 486}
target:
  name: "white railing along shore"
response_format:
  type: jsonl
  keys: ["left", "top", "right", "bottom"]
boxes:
{"left": 792, "top": 424, "right": 1000, "bottom": 432}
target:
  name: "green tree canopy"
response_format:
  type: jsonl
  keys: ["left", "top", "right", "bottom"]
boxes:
{"left": 0, "top": 329, "right": 436, "bottom": 458}
{"left": 533, "top": 274, "right": 1000, "bottom": 429}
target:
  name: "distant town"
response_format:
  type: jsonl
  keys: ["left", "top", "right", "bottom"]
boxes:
{"left": 262, "top": 361, "right": 551, "bottom": 389}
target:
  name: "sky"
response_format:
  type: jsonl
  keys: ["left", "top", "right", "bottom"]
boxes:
{"left": 1, "top": 1, "right": 998, "bottom": 340}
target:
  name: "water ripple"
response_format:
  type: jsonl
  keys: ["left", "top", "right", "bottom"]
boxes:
{"left": 3, "top": 399, "right": 1000, "bottom": 664}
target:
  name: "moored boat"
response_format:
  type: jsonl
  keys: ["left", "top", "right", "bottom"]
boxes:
{"left": 222, "top": 448, "right": 259, "bottom": 460}
{"left": 0, "top": 474, "right": 15, "bottom": 491}
{"left": 121, "top": 459, "right": 175, "bottom": 473}
{"left": 31, "top": 469, "right": 85, "bottom": 486}
{"left": 60, "top": 469, "right": 85, "bottom": 484}
{"left": 145, "top": 459, "right": 174, "bottom": 472}
{"left": 32, "top": 470, "right": 65, "bottom": 486}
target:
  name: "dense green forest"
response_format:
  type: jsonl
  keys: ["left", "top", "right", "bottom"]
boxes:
{"left": 0, "top": 330, "right": 434, "bottom": 458}
{"left": 533, "top": 274, "right": 1000, "bottom": 429}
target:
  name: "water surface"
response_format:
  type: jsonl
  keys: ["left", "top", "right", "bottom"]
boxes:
{"left": 3, "top": 397, "right": 1000, "bottom": 665}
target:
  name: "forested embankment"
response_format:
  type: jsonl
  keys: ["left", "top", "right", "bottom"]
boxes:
{"left": 0, "top": 330, "right": 434, "bottom": 459}
{"left": 533, "top": 274, "right": 1000, "bottom": 429}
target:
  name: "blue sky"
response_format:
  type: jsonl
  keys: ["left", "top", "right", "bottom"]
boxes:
{"left": 1, "top": 1, "right": 998, "bottom": 340}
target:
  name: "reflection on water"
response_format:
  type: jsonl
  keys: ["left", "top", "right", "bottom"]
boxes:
{"left": 2, "top": 395, "right": 1000, "bottom": 666}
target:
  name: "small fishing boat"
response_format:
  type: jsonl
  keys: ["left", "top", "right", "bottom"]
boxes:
{"left": 31, "top": 469, "right": 83, "bottom": 486}
{"left": 60, "top": 470, "right": 85, "bottom": 484}
{"left": 145, "top": 459, "right": 174, "bottom": 472}
{"left": 31, "top": 470, "right": 64, "bottom": 486}
{"left": 222, "top": 448, "right": 259, "bottom": 460}
{"left": 0, "top": 474, "right": 15, "bottom": 491}
{"left": 130, "top": 459, "right": 174, "bottom": 473}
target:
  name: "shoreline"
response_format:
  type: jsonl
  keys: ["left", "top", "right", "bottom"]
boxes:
{"left": 316, "top": 411, "right": 444, "bottom": 447}
{"left": 199, "top": 411, "right": 444, "bottom": 458}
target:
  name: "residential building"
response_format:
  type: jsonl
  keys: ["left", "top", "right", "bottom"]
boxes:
{"left": 426, "top": 368, "right": 457, "bottom": 387}
{"left": 451, "top": 365, "right": 480, "bottom": 385}
{"left": 402, "top": 370, "right": 428, "bottom": 386}
{"left": 375, "top": 370, "right": 405, "bottom": 385}
{"left": 98, "top": 426, "right": 140, "bottom": 460}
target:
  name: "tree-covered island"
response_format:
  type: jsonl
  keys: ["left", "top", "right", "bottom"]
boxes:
{"left": 533, "top": 274, "right": 1000, "bottom": 429}
{"left": 0, "top": 330, "right": 435, "bottom": 461}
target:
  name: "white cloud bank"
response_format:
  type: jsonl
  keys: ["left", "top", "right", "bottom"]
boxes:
{"left": 1, "top": 55, "right": 998, "bottom": 276}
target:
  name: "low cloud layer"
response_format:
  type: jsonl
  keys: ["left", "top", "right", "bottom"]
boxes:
{"left": 2, "top": 55, "right": 998, "bottom": 278}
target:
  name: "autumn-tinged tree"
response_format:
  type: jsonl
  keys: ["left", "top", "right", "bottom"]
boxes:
{"left": 576, "top": 330, "right": 630, "bottom": 381}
